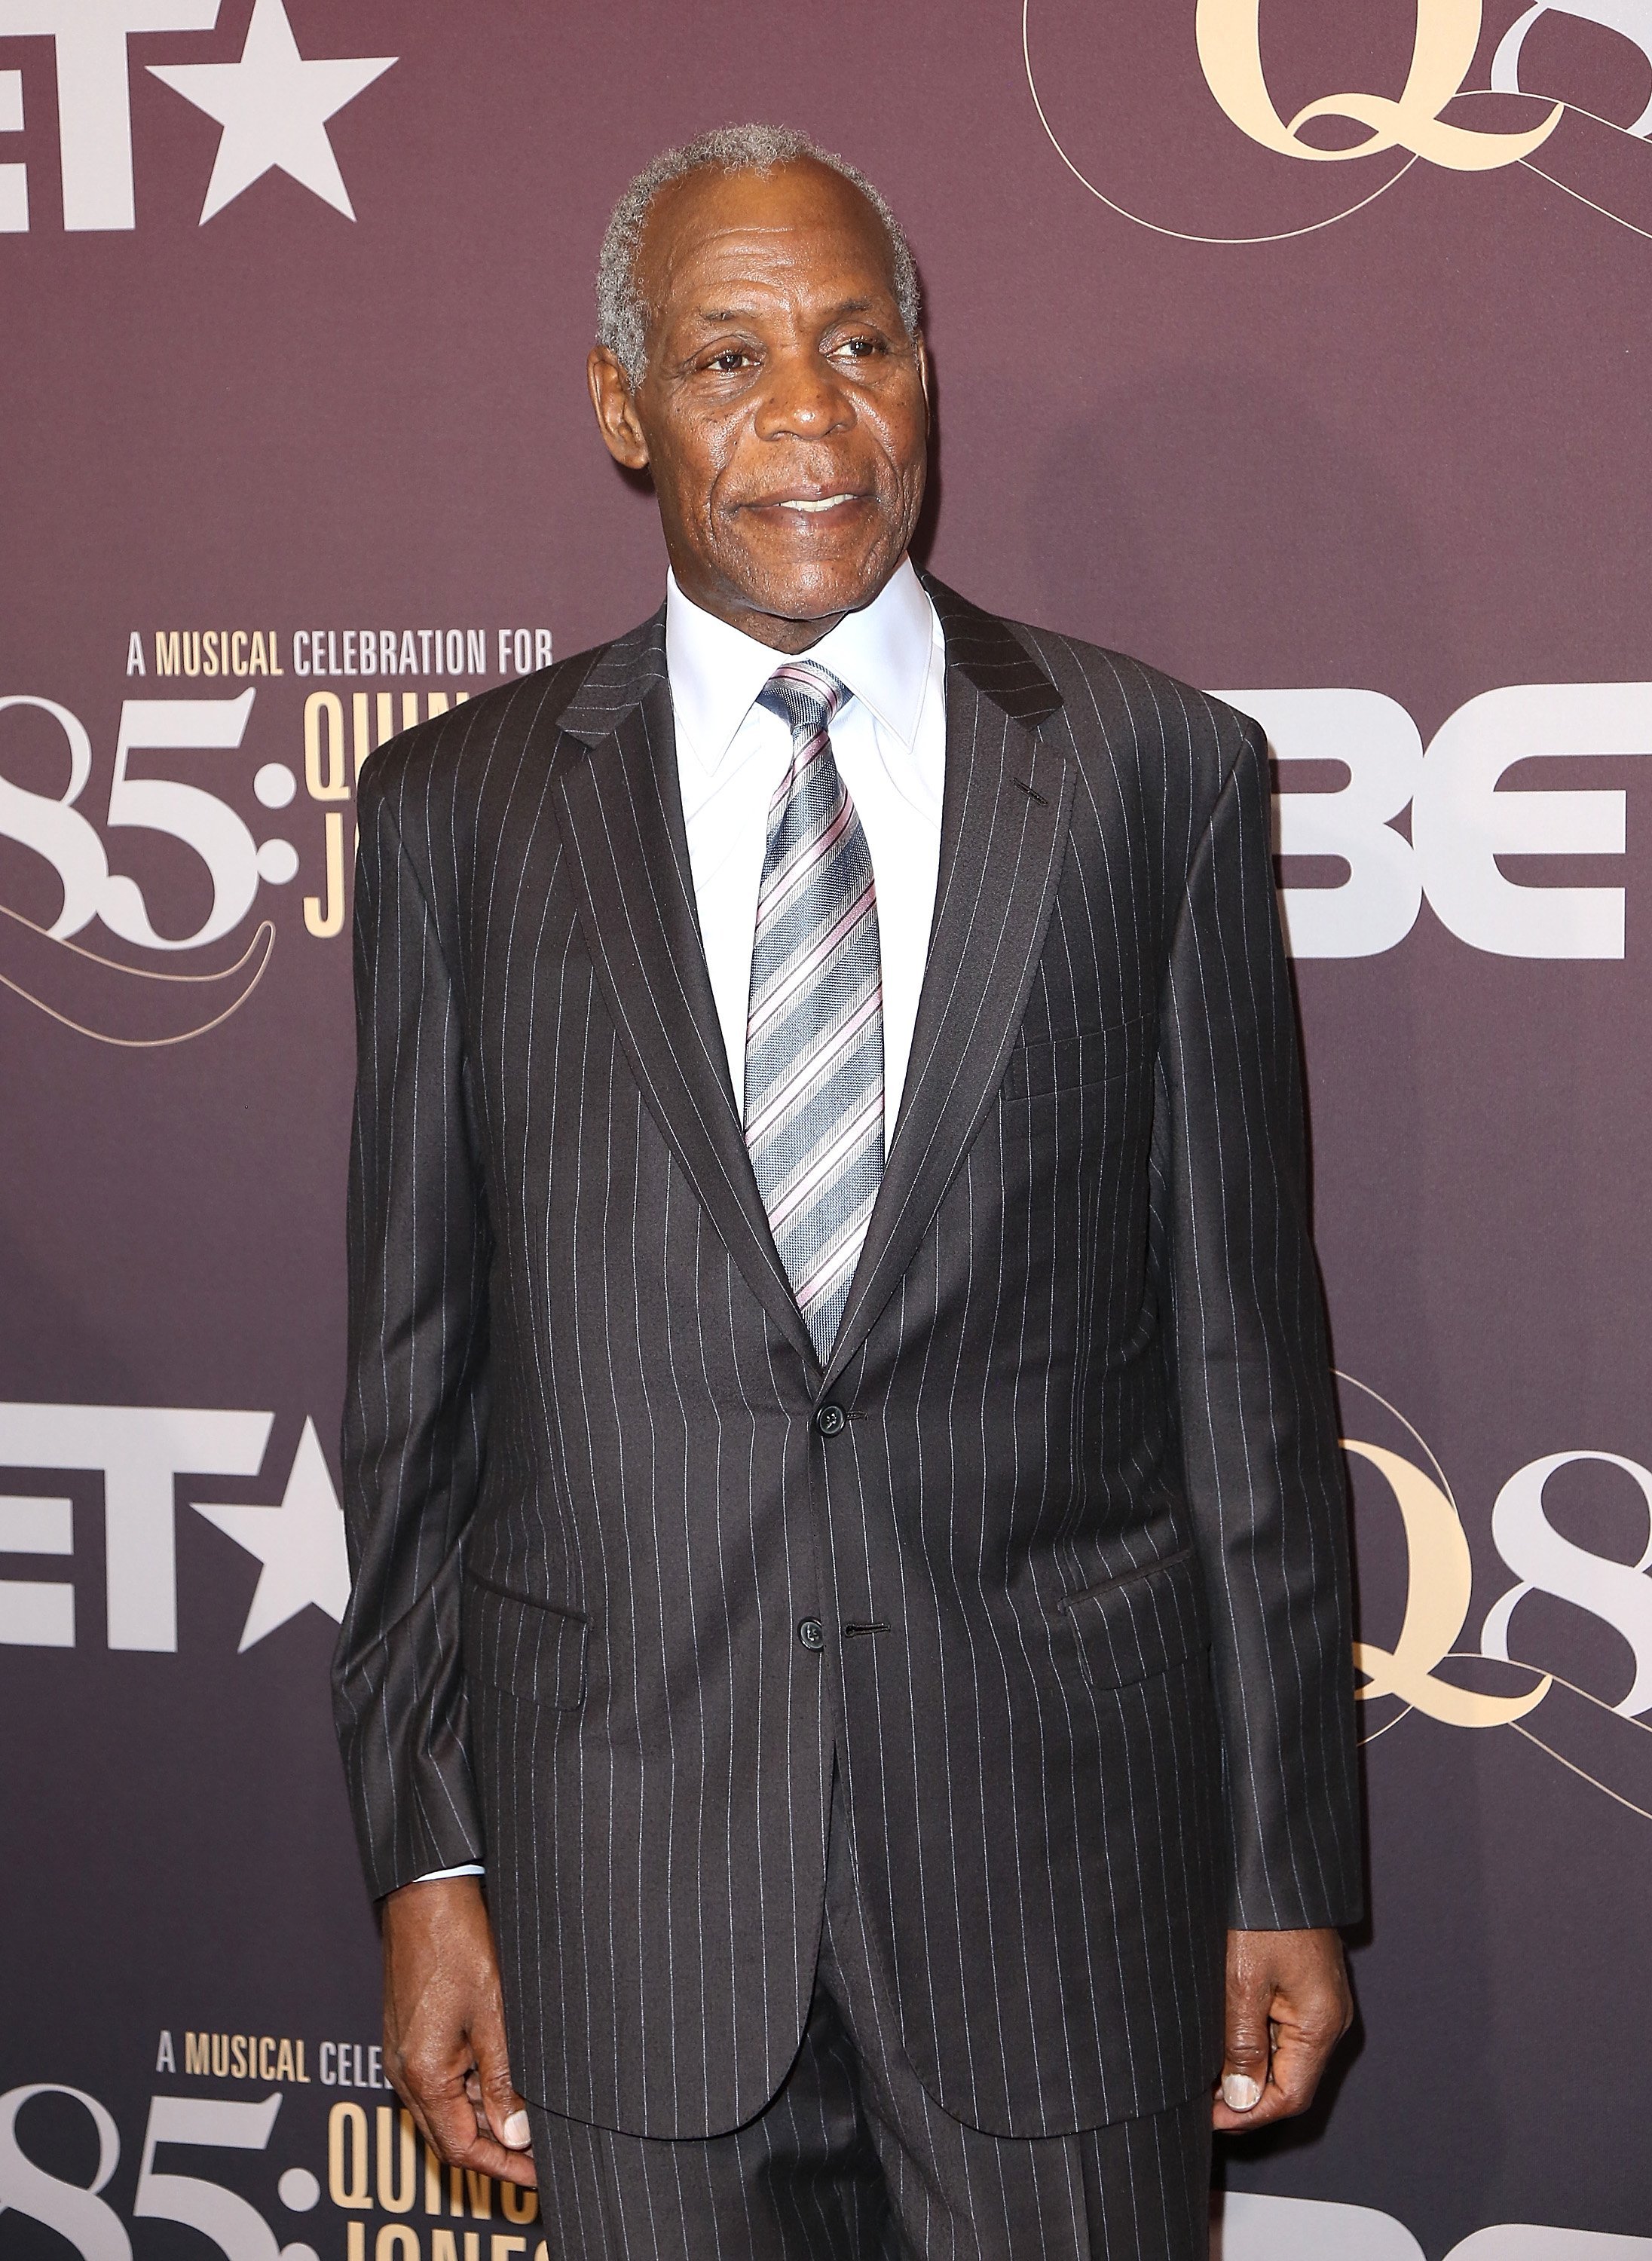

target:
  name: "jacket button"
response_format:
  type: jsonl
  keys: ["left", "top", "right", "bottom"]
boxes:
{"left": 814, "top": 1403, "right": 846, "bottom": 1437}
{"left": 798, "top": 1618, "right": 825, "bottom": 1651}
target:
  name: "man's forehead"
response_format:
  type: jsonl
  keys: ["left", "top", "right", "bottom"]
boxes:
{"left": 640, "top": 161, "right": 893, "bottom": 292}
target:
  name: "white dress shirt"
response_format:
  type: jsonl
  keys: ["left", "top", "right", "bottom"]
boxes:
{"left": 414, "top": 560, "right": 945, "bottom": 1883}
{"left": 666, "top": 556, "right": 946, "bottom": 1146}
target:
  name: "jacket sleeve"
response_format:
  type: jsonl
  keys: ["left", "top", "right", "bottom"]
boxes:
{"left": 1155, "top": 716, "right": 1363, "bottom": 1931}
{"left": 332, "top": 769, "right": 491, "bottom": 1898}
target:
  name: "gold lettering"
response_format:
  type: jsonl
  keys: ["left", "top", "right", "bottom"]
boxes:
{"left": 1196, "top": 0, "right": 1562, "bottom": 170}
{"left": 376, "top": 2231, "right": 420, "bottom": 2261}
{"left": 154, "top": 632, "right": 180, "bottom": 675}
{"left": 464, "top": 2171, "right": 493, "bottom": 2220}
{"left": 500, "top": 2184, "right": 537, "bottom": 2225}
{"left": 275, "top": 2038, "right": 295, "bottom": 2082}
{"left": 303, "top": 809, "right": 346, "bottom": 939}
{"left": 1348, "top": 1440, "right": 1551, "bottom": 1726}
{"left": 378, "top": 2104, "right": 418, "bottom": 2214}
{"left": 304, "top": 691, "right": 350, "bottom": 802}
{"left": 329, "top": 2101, "right": 372, "bottom": 2207}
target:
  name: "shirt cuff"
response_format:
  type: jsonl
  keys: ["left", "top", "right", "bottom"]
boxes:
{"left": 411, "top": 1863, "right": 485, "bottom": 1882}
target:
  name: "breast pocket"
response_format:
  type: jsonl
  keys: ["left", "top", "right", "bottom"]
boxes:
{"left": 461, "top": 1574, "right": 589, "bottom": 1709}
{"left": 1002, "top": 1012, "right": 1154, "bottom": 1143}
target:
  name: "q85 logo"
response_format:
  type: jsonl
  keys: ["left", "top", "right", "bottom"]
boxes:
{"left": 0, "top": 690, "right": 292, "bottom": 950}
{"left": 0, "top": 690, "right": 294, "bottom": 1043}
{"left": 0, "top": 2086, "right": 313, "bottom": 2261}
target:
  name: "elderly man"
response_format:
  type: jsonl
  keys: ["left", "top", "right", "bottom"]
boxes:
{"left": 335, "top": 124, "right": 1362, "bottom": 2261}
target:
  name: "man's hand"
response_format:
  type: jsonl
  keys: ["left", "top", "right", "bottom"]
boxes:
{"left": 1211, "top": 1927, "right": 1353, "bottom": 2133}
{"left": 381, "top": 1876, "right": 537, "bottom": 2189}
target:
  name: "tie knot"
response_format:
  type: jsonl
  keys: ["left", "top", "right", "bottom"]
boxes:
{"left": 756, "top": 660, "right": 849, "bottom": 745}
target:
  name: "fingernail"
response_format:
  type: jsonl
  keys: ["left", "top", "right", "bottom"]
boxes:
{"left": 1222, "top": 2074, "right": 1262, "bottom": 2113}
{"left": 502, "top": 2110, "right": 531, "bottom": 2149}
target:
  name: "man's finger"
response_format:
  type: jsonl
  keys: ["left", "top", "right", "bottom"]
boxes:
{"left": 440, "top": 2127, "right": 540, "bottom": 2189}
{"left": 399, "top": 2063, "right": 536, "bottom": 2188}
{"left": 1262, "top": 1995, "right": 1345, "bottom": 2113}
{"left": 470, "top": 2004, "right": 534, "bottom": 2167}
{"left": 1217, "top": 1978, "right": 1271, "bottom": 2118}
{"left": 387, "top": 2081, "right": 442, "bottom": 2165}
{"left": 410, "top": 2069, "right": 492, "bottom": 2165}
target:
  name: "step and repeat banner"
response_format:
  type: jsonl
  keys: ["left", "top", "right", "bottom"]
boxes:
{"left": 2, "top": 4, "right": 1650, "bottom": 2256}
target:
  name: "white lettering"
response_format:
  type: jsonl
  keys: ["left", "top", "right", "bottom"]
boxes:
{"left": 0, "top": 1405, "right": 271, "bottom": 1650}
{"left": 0, "top": 2, "right": 218, "bottom": 231}
{"left": 1482, "top": 1452, "right": 1652, "bottom": 1715}
{"left": 0, "top": 67, "right": 26, "bottom": 232}
{"left": 99, "top": 692, "right": 261, "bottom": 950}
{"left": 1228, "top": 688, "right": 1423, "bottom": 958}
{"left": 0, "top": 1495, "right": 74, "bottom": 1646}
{"left": 1491, "top": 3, "right": 1652, "bottom": 138}
{"left": 1411, "top": 684, "right": 1652, "bottom": 958}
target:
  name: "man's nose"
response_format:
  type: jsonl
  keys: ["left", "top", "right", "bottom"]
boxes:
{"left": 753, "top": 352, "right": 853, "bottom": 441}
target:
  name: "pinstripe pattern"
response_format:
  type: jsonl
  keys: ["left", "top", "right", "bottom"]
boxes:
{"left": 746, "top": 662, "right": 885, "bottom": 1357}
{"left": 335, "top": 576, "right": 1361, "bottom": 2154}
{"left": 528, "top": 1767, "right": 1212, "bottom": 2259}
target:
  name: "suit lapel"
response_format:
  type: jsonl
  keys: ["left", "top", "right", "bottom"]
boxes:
{"left": 823, "top": 585, "right": 1072, "bottom": 1388}
{"left": 547, "top": 585, "right": 1072, "bottom": 1390}
{"left": 551, "top": 626, "right": 821, "bottom": 1375}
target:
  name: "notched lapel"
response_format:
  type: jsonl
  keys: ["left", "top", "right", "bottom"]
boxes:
{"left": 824, "top": 618, "right": 1073, "bottom": 1387}
{"left": 552, "top": 672, "right": 821, "bottom": 1377}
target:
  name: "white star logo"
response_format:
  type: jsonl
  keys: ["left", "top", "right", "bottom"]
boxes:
{"left": 194, "top": 1416, "right": 350, "bottom": 1651}
{"left": 149, "top": 0, "right": 395, "bottom": 224}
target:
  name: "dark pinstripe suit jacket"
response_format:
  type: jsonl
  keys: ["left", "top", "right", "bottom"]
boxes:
{"left": 334, "top": 576, "right": 1362, "bottom": 2146}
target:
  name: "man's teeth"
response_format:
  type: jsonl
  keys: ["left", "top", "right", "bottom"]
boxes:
{"left": 778, "top": 495, "right": 852, "bottom": 512}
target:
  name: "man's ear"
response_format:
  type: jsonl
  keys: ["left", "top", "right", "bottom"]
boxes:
{"left": 588, "top": 347, "right": 650, "bottom": 471}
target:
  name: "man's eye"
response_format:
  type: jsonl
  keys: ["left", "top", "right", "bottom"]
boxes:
{"left": 833, "top": 335, "right": 883, "bottom": 359}
{"left": 706, "top": 349, "right": 752, "bottom": 373}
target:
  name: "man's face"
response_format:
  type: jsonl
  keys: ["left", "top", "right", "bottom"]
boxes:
{"left": 589, "top": 160, "right": 930, "bottom": 653}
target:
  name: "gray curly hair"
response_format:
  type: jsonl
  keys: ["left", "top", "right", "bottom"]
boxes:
{"left": 595, "top": 124, "right": 922, "bottom": 386}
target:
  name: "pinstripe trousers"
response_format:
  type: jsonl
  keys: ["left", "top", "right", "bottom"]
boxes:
{"left": 528, "top": 1763, "right": 1213, "bottom": 2260}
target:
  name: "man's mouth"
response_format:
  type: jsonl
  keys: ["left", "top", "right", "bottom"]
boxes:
{"left": 751, "top": 491, "right": 866, "bottom": 516}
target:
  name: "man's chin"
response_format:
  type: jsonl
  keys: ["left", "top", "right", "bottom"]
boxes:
{"left": 722, "top": 547, "right": 902, "bottom": 632}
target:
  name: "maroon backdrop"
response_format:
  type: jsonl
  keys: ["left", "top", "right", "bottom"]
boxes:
{"left": 4, "top": 5, "right": 1650, "bottom": 2256}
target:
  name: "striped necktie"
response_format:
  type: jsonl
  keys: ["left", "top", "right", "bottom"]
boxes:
{"left": 745, "top": 660, "right": 885, "bottom": 1360}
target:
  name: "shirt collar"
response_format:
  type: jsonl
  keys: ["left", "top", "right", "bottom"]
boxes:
{"left": 665, "top": 556, "right": 936, "bottom": 776}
